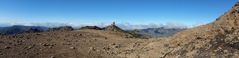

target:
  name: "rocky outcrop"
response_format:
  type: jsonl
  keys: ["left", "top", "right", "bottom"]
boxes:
{"left": 80, "top": 26, "right": 102, "bottom": 30}
{"left": 103, "top": 22, "right": 125, "bottom": 32}
{"left": 48, "top": 26, "right": 74, "bottom": 31}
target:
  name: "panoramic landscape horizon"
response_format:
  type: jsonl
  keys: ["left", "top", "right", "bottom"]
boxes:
{"left": 2, "top": 0, "right": 239, "bottom": 58}
{"left": 0, "top": 0, "right": 237, "bottom": 29}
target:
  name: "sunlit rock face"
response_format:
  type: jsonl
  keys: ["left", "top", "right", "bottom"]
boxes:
{"left": 158, "top": 2, "right": 239, "bottom": 58}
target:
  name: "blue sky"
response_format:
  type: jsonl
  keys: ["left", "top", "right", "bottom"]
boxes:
{"left": 0, "top": 0, "right": 237, "bottom": 28}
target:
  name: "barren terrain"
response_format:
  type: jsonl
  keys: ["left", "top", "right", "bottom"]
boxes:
{"left": 1, "top": 2, "right": 239, "bottom": 58}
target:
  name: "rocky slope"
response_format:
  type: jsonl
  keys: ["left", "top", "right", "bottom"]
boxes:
{"left": 127, "top": 2, "right": 239, "bottom": 58}
{"left": 0, "top": 23, "right": 151, "bottom": 58}
{"left": 166, "top": 2, "right": 239, "bottom": 58}
{"left": 0, "top": 29, "right": 151, "bottom": 58}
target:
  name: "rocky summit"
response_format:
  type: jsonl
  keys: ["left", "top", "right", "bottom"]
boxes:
{"left": 103, "top": 22, "right": 125, "bottom": 32}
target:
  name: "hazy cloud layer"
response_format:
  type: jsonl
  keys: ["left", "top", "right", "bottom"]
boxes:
{"left": 0, "top": 22, "right": 192, "bottom": 29}
{"left": 116, "top": 23, "right": 188, "bottom": 30}
{"left": 0, "top": 23, "right": 11, "bottom": 27}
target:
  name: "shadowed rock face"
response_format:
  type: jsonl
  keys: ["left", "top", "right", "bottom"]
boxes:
{"left": 48, "top": 26, "right": 74, "bottom": 31}
{"left": 80, "top": 26, "right": 102, "bottom": 30}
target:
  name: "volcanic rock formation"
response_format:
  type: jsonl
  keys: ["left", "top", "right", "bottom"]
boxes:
{"left": 103, "top": 22, "right": 125, "bottom": 32}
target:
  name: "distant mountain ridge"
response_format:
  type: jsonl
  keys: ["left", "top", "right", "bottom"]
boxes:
{"left": 127, "top": 27, "right": 186, "bottom": 38}
{"left": 0, "top": 25, "right": 48, "bottom": 35}
{"left": 0, "top": 24, "right": 185, "bottom": 38}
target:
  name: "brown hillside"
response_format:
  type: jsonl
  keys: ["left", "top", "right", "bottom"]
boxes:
{"left": 133, "top": 2, "right": 239, "bottom": 58}
{"left": 0, "top": 29, "right": 151, "bottom": 58}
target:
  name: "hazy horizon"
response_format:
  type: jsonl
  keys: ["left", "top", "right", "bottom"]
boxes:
{"left": 0, "top": 0, "right": 237, "bottom": 29}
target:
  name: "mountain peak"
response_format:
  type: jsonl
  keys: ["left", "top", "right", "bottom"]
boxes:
{"left": 103, "top": 22, "right": 124, "bottom": 32}
{"left": 111, "top": 22, "right": 116, "bottom": 26}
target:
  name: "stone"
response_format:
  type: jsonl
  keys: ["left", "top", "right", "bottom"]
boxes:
{"left": 26, "top": 45, "right": 34, "bottom": 49}
{"left": 89, "top": 47, "right": 96, "bottom": 51}
{"left": 50, "top": 56, "right": 55, "bottom": 58}
{"left": 4, "top": 46, "right": 11, "bottom": 49}
{"left": 104, "top": 37, "right": 108, "bottom": 40}
{"left": 103, "top": 47, "right": 110, "bottom": 50}
{"left": 196, "top": 37, "right": 202, "bottom": 39}
{"left": 70, "top": 47, "right": 75, "bottom": 49}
